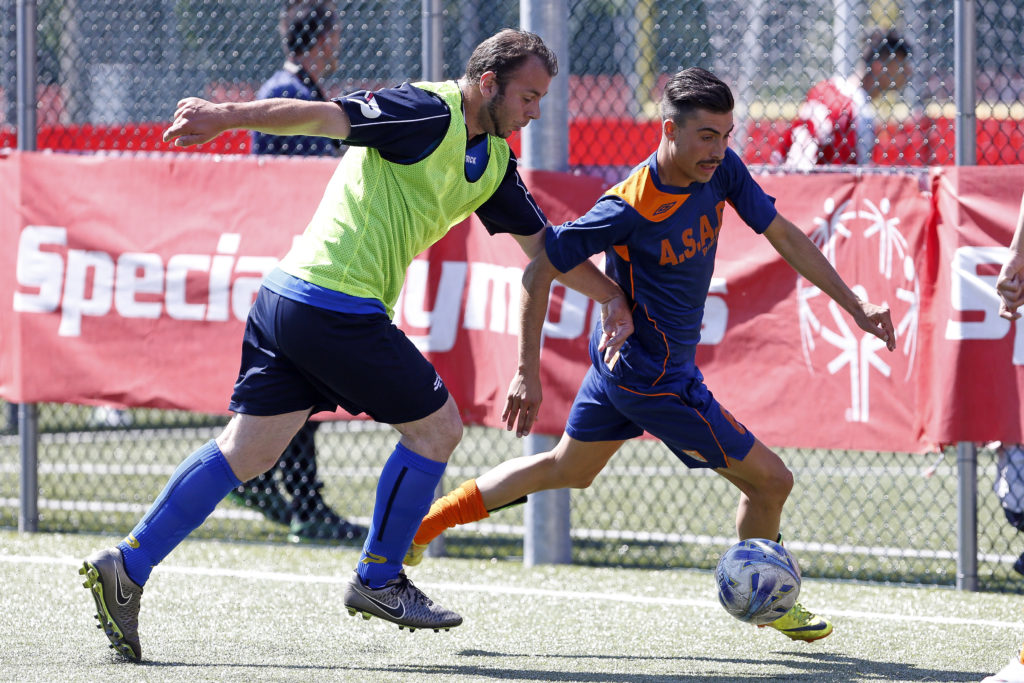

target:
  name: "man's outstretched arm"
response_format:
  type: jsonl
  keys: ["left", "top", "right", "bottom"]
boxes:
{"left": 503, "top": 248, "right": 630, "bottom": 438}
{"left": 512, "top": 230, "right": 632, "bottom": 361}
{"left": 763, "top": 213, "right": 896, "bottom": 351}
{"left": 162, "top": 97, "right": 350, "bottom": 148}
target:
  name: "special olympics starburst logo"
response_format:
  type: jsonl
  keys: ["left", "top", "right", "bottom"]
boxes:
{"left": 796, "top": 196, "right": 919, "bottom": 423}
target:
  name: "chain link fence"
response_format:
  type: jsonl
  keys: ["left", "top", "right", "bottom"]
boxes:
{"left": 2, "top": 0, "right": 1024, "bottom": 592}
{"left": 2, "top": 400, "right": 1023, "bottom": 591}
{"left": 2, "top": 1, "right": 1023, "bottom": 163}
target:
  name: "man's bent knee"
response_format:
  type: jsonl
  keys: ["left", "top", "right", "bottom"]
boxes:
{"left": 217, "top": 411, "right": 309, "bottom": 480}
{"left": 395, "top": 397, "right": 463, "bottom": 462}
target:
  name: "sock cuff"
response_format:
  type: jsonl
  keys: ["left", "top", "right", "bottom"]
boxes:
{"left": 459, "top": 479, "right": 489, "bottom": 520}
{"left": 201, "top": 439, "right": 242, "bottom": 487}
{"left": 393, "top": 441, "right": 447, "bottom": 476}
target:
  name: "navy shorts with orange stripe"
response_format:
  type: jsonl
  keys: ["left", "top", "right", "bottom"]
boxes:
{"left": 565, "top": 362, "right": 755, "bottom": 469}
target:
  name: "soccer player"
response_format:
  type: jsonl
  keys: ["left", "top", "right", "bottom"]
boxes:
{"left": 79, "top": 29, "right": 631, "bottom": 662}
{"left": 772, "top": 29, "right": 912, "bottom": 168}
{"left": 981, "top": 193, "right": 1024, "bottom": 683}
{"left": 408, "top": 67, "right": 897, "bottom": 643}
{"left": 996, "top": 192, "right": 1024, "bottom": 321}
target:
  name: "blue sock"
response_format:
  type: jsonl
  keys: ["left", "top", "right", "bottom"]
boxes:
{"left": 117, "top": 439, "right": 241, "bottom": 586}
{"left": 357, "top": 442, "right": 446, "bottom": 588}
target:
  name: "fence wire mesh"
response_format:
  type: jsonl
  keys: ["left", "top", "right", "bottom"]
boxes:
{"left": 1, "top": 1, "right": 1023, "bottom": 164}
{"left": 2, "top": 0, "right": 1023, "bottom": 592}
{"left": 2, "top": 401, "right": 1023, "bottom": 592}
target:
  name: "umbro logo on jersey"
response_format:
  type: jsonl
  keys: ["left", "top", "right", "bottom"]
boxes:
{"left": 114, "top": 566, "right": 134, "bottom": 606}
{"left": 653, "top": 201, "right": 677, "bottom": 216}
{"left": 349, "top": 92, "right": 382, "bottom": 119}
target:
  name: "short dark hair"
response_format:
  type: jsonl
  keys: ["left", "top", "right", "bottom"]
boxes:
{"left": 863, "top": 29, "right": 911, "bottom": 65}
{"left": 660, "top": 67, "right": 734, "bottom": 123}
{"left": 280, "top": 1, "right": 337, "bottom": 56}
{"left": 464, "top": 29, "right": 558, "bottom": 88}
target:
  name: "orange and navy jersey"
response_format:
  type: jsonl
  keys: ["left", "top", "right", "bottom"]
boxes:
{"left": 545, "top": 148, "right": 776, "bottom": 385}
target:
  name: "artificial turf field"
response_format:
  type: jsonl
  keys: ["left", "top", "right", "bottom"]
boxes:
{"left": 1, "top": 530, "right": 1021, "bottom": 682}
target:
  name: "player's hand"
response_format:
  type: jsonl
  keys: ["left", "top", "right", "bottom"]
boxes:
{"left": 503, "top": 370, "right": 542, "bottom": 438}
{"left": 597, "top": 294, "right": 633, "bottom": 369}
{"left": 856, "top": 300, "right": 896, "bottom": 351}
{"left": 162, "top": 98, "right": 228, "bottom": 147}
{"left": 996, "top": 255, "right": 1024, "bottom": 320}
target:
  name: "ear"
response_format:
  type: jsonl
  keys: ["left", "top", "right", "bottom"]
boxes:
{"left": 662, "top": 118, "right": 676, "bottom": 141}
{"left": 478, "top": 70, "right": 499, "bottom": 98}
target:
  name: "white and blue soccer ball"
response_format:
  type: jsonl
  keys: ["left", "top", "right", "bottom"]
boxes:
{"left": 715, "top": 538, "right": 801, "bottom": 625}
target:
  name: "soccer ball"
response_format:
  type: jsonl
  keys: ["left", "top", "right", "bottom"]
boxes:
{"left": 715, "top": 538, "right": 801, "bottom": 625}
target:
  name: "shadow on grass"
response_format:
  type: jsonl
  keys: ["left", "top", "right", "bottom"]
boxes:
{"left": 111, "top": 649, "right": 988, "bottom": 682}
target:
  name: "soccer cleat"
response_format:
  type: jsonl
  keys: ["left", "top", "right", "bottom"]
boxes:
{"left": 760, "top": 602, "right": 833, "bottom": 642}
{"left": 403, "top": 542, "right": 429, "bottom": 567}
{"left": 79, "top": 547, "right": 143, "bottom": 662}
{"left": 343, "top": 570, "right": 462, "bottom": 632}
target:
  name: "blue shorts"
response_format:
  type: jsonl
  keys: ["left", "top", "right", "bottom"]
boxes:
{"left": 565, "top": 363, "right": 755, "bottom": 469}
{"left": 229, "top": 287, "right": 449, "bottom": 424}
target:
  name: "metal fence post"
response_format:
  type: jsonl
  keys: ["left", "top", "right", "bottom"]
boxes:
{"left": 18, "top": 404, "right": 39, "bottom": 532}
{"left": 519, "top": 0, "right": 572, "bottom": 566}
{"left": 520, "top": 0, "right": 569, "bottom": 172}
{"left": 522, "top": 434, "right": 571, "bottom": 566}
{"left": 954, "top": 0, "right": 977, "bottom": 166}
{"left": 956, "top": 442, "right": 979, "bottom": 590}
{"left": 16, "top": 0, "right": 37, "bottom": 151}
{"left": 16, "top": 0, "right": 39, "bottom": 534}
{"left": 421, "top": 0, "right": 447, "bottom": 560}
{"left": 953, "top": 0, "right": 978, "bottom": 591}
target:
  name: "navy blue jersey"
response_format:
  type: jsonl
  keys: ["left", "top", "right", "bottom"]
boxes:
{"left": 252, "top": 67, "right": 340, "bottom": 156}
{"left": 334, "top": 82, "right": 547, "bottom": 236}
{"left": 546, "top": 149, "right": 777, "bottom": 386}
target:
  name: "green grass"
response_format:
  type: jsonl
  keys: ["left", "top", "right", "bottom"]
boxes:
{"left": 1, "top": 530, "right": 1021, "bottom": 682}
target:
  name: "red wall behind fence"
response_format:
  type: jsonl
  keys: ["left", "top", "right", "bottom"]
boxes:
{"left": 1, "top": 116, "right": 1021, "bottom": 166}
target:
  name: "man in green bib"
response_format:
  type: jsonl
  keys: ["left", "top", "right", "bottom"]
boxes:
{"left": 80, "top": 29, "right": 631, "bottom": 661}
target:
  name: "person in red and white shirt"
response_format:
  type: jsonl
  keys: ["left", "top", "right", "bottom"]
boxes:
{"left": 773, "top": 30, "right": 912, "bottom": 168}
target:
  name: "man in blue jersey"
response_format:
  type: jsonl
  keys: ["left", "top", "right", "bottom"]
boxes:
{"left": 79, "top": 29, "right": 632, "bottom": 662}
{"left": 410, "top": 67, "right": 897, "bottom": 643}
{"left": 251, "top": 1, "right": 343, "bottom": 156}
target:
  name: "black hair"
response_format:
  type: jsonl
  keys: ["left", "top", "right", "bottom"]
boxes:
{"left": 863, "top": 28, "right": 912, "bottom": 65}
{"left": 280, "top": 1, "right": 337, "bottom": 56}
{"left": 464, "top": 29, "right": 558, "bottom": 88}
{"left": 660, "top": 67, "right": 734, "bottom": 124}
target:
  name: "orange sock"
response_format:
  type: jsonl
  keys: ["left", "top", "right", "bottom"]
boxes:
{"left": 413, "top": 479, "right": 489, "bottom": 546}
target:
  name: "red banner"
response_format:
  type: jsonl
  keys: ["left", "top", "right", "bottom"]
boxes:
{"left": 1, "top": 152, "right": 1021, "bottom": 451}
{"left": 923, "top": 166, "right": 1024, "bottom": 444}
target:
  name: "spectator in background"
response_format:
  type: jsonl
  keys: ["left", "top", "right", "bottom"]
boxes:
{"left": 226, "top": 1, "right": 365, "bottom": 545}
{"left": 772, "top": 29, "right": 912, "bottom": 168}
{"left": 981, "top": 191, "right": 1024, "bottom": 683}
{"left": 252, "top": 0, "right": 342, "bottom": 156}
